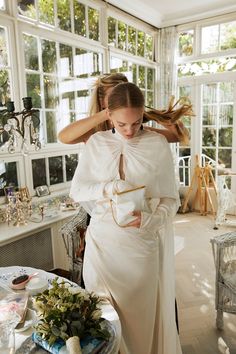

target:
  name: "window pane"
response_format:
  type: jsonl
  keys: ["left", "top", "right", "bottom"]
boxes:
{"left": 43, "top": 75, "right": 58, "bottom": 108}
{"left": 65, "top": 154, "right": 78, "bottom": 181}
{"left": 49, "top": 156, "right": 63, "bottom": 185}
{"left": 178, "top": 30, "right": 194, "bottom": 57}
{"left": 178, "top": 57, "right": 236, "bottom": 77}
{"left": 178, "top": 85, "right": 192, "bottom": 129}
{"left": 219, "top": 81, "right": 233, "bottom": 102}
{"left": 108, "top": 17, "right": 116, "bottom": 46}
{"left": 0, "top": 26, "right": 8, "bottom": 66}
{"left": 46, "top": 111, "right": 57, "bottom": 143}
{"left": 0, "top": 69, "right": 10, "bottom": 104}
{"left": 179, "top": 85, "right": 191, "bottom": 98}
{"left": 32, "top": 158, "right": 46, "bottom": 188}
{"left": 119, "top": 60, "right": 128, "bottom": 73}
{"left": 202, "top": 105, "right": 217, "bottom": 125}
{"left": 26, "top": 73, "right": 41, "bottom": 108}
{"left": 74, "top": 48, "right": 87, "bottom": 77}
{"left": 202, "top": 127, "right": 216, "bottom": 146}
{"left": 137, "top": 31, "right": 145, "bottom": 57}
{"left": 118, "top": 21, "right": 126, "bottom": 51}
{"left": 61, "top": 88, "right": 75, "bottom": 111}
{"left": 74, "top": 48, "right": 101, "bottom": 77}
{"left": 146, "top": 91, "right": 154, "bottom": 107}
{"left": 219, "top": 127, "right": 232, "bottom": 147}
{"left": 128, "top": 26, "right": 136, "bottom": 55}
{"left": 219, "top": 104, "right": 233, "bottom": 125}
{"left": 0, "top": 162, "right": 18, "bottom": 197}
{"left": 74, "top": 2, "right": 86, "bottom": 37}
{"left": 147, "top": 68, "right": 154, "bottom": 90}
{"left": 88, "top": 7, "right": 99, "bottom": 41}
{"left": 178, "top": 148, "right": 191, "bottom": 185}
{"left": 138, "top": 66, "right": 145, "bottom": 88}
{"left": 202, "top": 148, "right": 216, "bottom": 161}
{"left": 132, "top": 63, "right": 137, "bottom": 84}
{"left": 18, "top": 0, "right": 36, "bottom": 19}
{"left": 38, "top": 0, "right": 54, "bottom": 25}
{"left": 75, "top": 89, "right": 89, "bottom": 116}
{"left": 203, "top": 83, "right": 217, "bottom": 104}
{"left": 220, "top": 21, "right": 236, "bottom": 51}
{"left": 218, "top": 149, "right": 231, "bottom": 168}
{"left": 42, "top": 39, "right": 57, "bottom": 74}
{"left": 59, "top": 44, "right": 73, "bottom": 77}
{"left": 201, "top": 25, "right": 219, "bottom": 53}
{"left": 57, "top": 0, "right": 71, "bottom": 32}
{"left": 91, "top": 52, "right": 102, "bottom": 76}
{"left": 145, "top": 34, "right": 153, "bottom": 60}
{"left": 23, "top": 34, "right": 39, "bottom": 71}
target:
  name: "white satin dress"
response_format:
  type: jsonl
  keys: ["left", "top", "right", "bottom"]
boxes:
{"left": 70, "top": 129, "right": 182, "bottom": 354}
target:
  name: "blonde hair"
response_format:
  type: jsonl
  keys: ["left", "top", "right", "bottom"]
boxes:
{"left": 89, "top": 73, "right": 128, "bottom": 131}
{"left": 108, "top": 82, "right": 144, "bottom": 112}
{"left": 144, "top": 96, "right": 194, "bottom": 144}
{"left": 89, "top": 73, "right": 193, "bottom": 143}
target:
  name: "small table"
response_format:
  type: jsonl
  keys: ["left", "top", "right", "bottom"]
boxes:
{"left": 0, "top": 266, "right": 121, "bottom": 353}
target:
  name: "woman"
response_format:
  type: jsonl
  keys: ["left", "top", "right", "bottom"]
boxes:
{"left": 70, "top": 82, "right": 182, "bottom": 354}
{"left": 58, "top": 73, "right": 191, "bottom": 144}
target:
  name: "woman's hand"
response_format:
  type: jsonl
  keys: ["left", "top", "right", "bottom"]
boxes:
{"left": 125, "top": 211, "right": 141, "bottom": 228}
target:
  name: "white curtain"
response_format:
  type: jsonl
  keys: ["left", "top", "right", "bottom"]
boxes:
{"left": 157, "top": 26, "right": 178, "bottom": 108}
{"left": 157, "top": 26, "right": 180, "bottom": 184}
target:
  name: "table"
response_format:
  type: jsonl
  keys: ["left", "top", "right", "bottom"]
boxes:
{"left": 0, "top": 266, "right": 121, "bottom": 353}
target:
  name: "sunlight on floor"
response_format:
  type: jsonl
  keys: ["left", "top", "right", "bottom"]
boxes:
{"left": 174, "top": 217, "right": 191, "bottom": 224}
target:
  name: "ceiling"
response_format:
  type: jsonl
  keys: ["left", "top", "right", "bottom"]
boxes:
{"left": 106, "top": 0, "right": 236, "bottom": 28}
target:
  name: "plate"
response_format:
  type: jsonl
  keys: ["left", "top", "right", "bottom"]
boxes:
{"left": 15, "top": 308, "right": 37, "bottom": 333}
{"left": 0, "top": 266, "right": 57, "bottom": 291}
{"left": 15, "top": 320, "right": 116, "bottom": 354}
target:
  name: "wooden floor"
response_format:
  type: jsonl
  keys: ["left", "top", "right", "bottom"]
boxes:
{"left": 174, "top": 212, "right": 236, "bottom": 354}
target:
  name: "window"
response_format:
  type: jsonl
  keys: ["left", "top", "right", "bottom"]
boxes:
{"left": 31, "top": 153, "right": 78, "bottom": 189}
{"left": 202, "top": 81, "right": 234, "bottom": 168}
{"left": 17, "top": 0, "right": 100, "bottom": 41}
{"left": 107, "top": 16, "right": 154, "bottom": 60}
{"left": 178, "top": 30, "right": 194, "bottom": 57}
{"left": 23, "top": 32, "right": 103, "bottom": 144}
{"left": 0, "top": 1, "right": 157, "bottom": 201}
{"left": 201, "top": 21, "right": 236, "bottom": 54}
{"left": 177, "top": 15, "right": 236, "bottom": 193}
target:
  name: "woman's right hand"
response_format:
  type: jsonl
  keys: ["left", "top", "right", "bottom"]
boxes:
{"left": 125, "top": 211, "right": 141, "bottom": 228}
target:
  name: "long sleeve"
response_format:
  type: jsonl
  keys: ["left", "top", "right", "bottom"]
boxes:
{"left": 141, "top": 197, "right": 178, "bottom": 232}
{"left": 70, "top": 163, "right": 107, "bottom": 202}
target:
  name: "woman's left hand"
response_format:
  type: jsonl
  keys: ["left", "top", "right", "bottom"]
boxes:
{"left": 125, "top": 211, "right": 141, "bottom": 228}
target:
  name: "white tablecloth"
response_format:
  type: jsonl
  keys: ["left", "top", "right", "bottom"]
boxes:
{"left": 0, "top": 266, "right": 121, "bottom": 353}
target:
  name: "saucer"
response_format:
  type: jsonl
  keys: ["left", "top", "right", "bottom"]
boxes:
{"left": 15, "top": 308, "right": 37, "bottom": 333}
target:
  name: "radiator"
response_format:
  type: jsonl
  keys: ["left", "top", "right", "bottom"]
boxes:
{"left": 0, "top": 228, "right": 53, "bottom": 270}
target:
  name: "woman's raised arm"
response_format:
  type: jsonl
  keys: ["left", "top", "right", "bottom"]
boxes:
{"left": 58, "top": 110, "right": 107, "bottom": 144}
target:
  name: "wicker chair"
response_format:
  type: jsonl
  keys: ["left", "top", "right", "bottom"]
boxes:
{"left": 211, "top": 231, "right": 236, "bottom": 329}
{"left": 59, "top": 206, "right": 88, "bottom": 286}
